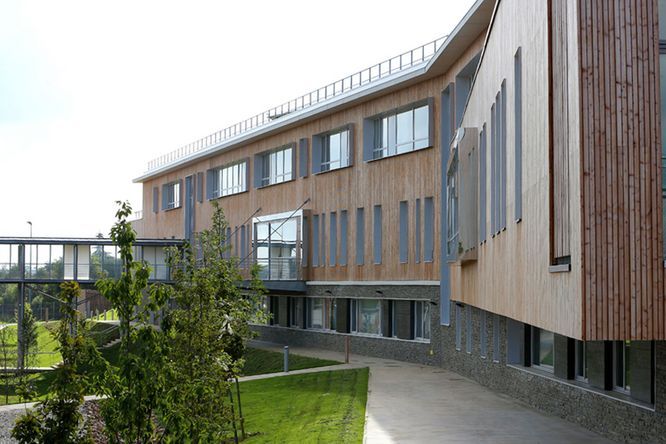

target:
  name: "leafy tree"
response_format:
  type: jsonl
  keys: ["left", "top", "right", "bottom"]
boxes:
{"left": 95, "top": 201, "right": 170, "bottom": 443}
{"left": 11, "top": 281, "right": 109, "bottom": 444}
{"left": 0, "top": 325, "right": 16, "bottom": 404}
{"left": 18, "top": 302, "right": 38, "bottom": 370}
{"left": 159, "top": 202, "right": 266, "bottom": 441}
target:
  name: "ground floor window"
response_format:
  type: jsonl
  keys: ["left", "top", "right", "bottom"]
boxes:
{"left": 414, "top": 300, "right": 430, "bottom": 340}
{"left": 306, "top": 297, "right": 336, "bottom": 330}
{"left": 389, "top": 300, "right": 397, "bottom": 338}
{"left": 351, "top": 298, "right": 381, "bottom": 335}
{"left": 288, "top": 297, "right": 302, "bottom": 328}
{"left": 531, "top": 327, "right": 554, "bottom": 370}
{"left": 575, "top": 340, "right": 587, "bottom": 381}
{"left": 613, "top": 340, "right": 631, "bottom": 393}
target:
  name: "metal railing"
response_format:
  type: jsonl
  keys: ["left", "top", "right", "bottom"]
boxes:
{"left": 255, "top": 257, "right": 300, "bottom": 281}
{"left": 145, "top": 36, "right": 447, "bottom": 173}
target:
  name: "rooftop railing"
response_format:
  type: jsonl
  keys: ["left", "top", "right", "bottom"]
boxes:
{"left": 145, "top": 36, "right": 447, "bottom": 174}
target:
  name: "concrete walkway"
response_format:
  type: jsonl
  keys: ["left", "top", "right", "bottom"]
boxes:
{"left": 249, "top": 341, "right": 612, "bottom": 444}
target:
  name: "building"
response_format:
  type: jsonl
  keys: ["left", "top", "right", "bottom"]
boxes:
{"left": 133, "top": 0, "right": 666, "bottom": 441}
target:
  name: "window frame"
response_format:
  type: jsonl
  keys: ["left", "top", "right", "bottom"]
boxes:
{"left": 208, "top": 160, "right": 248, "bottom": 200}
{"left": 413, "top": 300, "right": 431, "bottom": 341}
{"left": 315, "top": 126, "right": 353, "bottom": 173}
{"left": 531, "top": 327, "right": 555, "bottom": 372}
{"left": 350, "top": 298, "right": 382, "bottom": 336}
{"left": 259, "top": 145, "right": 294, "bottom": 187}
{"left": 162, "top": 180, "right": 182, "bottom": 211}
{"left": 612, "top": 340, "right": 631, "bottom": 394}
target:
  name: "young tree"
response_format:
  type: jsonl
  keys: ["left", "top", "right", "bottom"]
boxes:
{"left": 0, "top": 325, "right": 15, "bottom": 404}
{"left": 159, "top": 202, "right": 266, "bottom": 441}
{"left": 95, "top": 201, "right": 170, "bottom": 443}
{"left": 11, "top": 281, "right": 109, "bottom": 444}
{"left": 19, "top": 302, "right": 38, "bottom": 369}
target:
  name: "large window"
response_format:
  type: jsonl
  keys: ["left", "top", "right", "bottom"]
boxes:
{"left": 162, "top": 180, "right": 181, "bottom": 210}
{"left": 254, "top": 214, "right": 300, "bottom": 280}
{"left": 368, "top": 102, "right": 431, "bottom": 160}
{"left": 531, "top": 327, "right": 554, "bottom": 370}
{"left": 350, "top": 298, "right": 381, "bottom": 336}
{"left": 260, "top": 146, "right": 293, "bottom": 186}
{"left": 306, "top": 298, "right": 336, "bottom": 330}
{"left": 414, "top": 300, "right": 431, "bottom": 341}
{"left": 208, "top": 161, "right": 247, "bottom": 199}
{"left": 575, "top": 340, "right": 587, "bottom": 381}
{"left": 319, "top": 128, "right": 351, "bottom": 172}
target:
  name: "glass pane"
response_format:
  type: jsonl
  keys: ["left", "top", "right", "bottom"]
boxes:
{"left": 396, "top": 108, "right": 414, "bottom": 153}
{"left": 340, "top": 130, "right": 349, "bottom": 167}
{"left": 284, "top": 148, "right": 292, "bottom": 176}
{"left": 539, "top": 330, "right": 554, "bottom": 366}
{"left": 276, "top": 150, "right": 284, "bottom": 178}
{"left": 414, "top": 105, "right": 429, "bottom": 139}
{"left": 358, "top": 299, "right": 381, "bottom": 335}
{"left": 388, "top": 115, "right": 397, "bottom": 155}
{"left": 310, "top": 298, "right": 324, "bottom": 329}
{"left": 329, "top": 133, "right": 341, "bottom": 168}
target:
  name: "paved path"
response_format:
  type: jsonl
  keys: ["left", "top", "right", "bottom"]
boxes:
{"left": 249, "top": 341, "right": 612, "bottom": 444}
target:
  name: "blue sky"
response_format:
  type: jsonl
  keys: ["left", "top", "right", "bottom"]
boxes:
{"left": 0, "top": 0, "right": 475, "bottom": 237}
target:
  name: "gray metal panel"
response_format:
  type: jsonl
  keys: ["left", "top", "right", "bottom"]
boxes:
{"left": 184, "top": 176, "right": 194, "bottom": 241}
{"left": 329, "top": 212, "right": 337, "bottom": 266}
{"left": 320, "top": 213, "right": 326, "bottom": 266}
{"left": 253, "top": 154, "right": 263, "bottom": 188}
{"left": 206, "top": 169, "right": 215, "bottom": 199}
{"left": 479, "top": 125, "right": 487, "bottom": 242}
{"left": 302, "top": 216, "right": 309, "bottom": 267}
{"left": 240, "top": 225, "right": 246, "bottom": 261}
{"left": 415, "top": 198, "right": 421, "bottom": 263}
{"left": 373, "top": 205, "right": 382, "bottom": 264}
{"left": 299, "top": 138, "right": 309, "bottom": 177}
{"left": 339, "top": 210, "right": 348, "bottom": 266}
{"left": 362, "top": 118, "right": 374, "bottom": 161}
{"left": 347, "top": 123, "right": 355, "bottom": 166}
{"left": 356, "top": 208, "right": 365, "bottom": 265}
{"left": 312, "top": 215, "right": 319, "bottom": 267}
{"left": 490, "top": 102, "right": 497, "bottom": 234}
{"left": 514, "top": 48, "right": 523, "bottom": 222}
{"left": 455, "top": 76, "right": 471, "bottom": 128}
{"left": 152, "top": 187, "right": 159, "bottom": 213}
{"left": 196, "top": 172, "right": 204, "bottom": 203}
{"left": 311, "top": 135, "right": 322, "bottom": 174}
{"left": 424, "top": 197, "right": 434, "bottom": 262}
{"left": 500, "top": 80, "right": 507, "bottom": 230}
{"left": 161, "top": 184, "right": 167, "bottom": 210}
{"left": 399, "top": 201, "right": 409, "bottom": 263}
{"left": 439, "top": 85, "right": 453, "bottom": 326}
{"left": 427, "top": 96, "right": 435, "bottom": 147}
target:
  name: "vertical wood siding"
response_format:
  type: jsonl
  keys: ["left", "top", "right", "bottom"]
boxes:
{"left": 551, "top": 0, "right": 572, "bottom": 261}
{"left": 578, "top": 0, "right": 664, "bottom": 340}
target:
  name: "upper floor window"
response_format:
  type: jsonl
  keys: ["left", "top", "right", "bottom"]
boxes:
{"left": 313, "top": 127, "right": 352, "bottom": 173}
{"left": 362, "top": 99, "right": 433, "bottom": 162}
{"left": 207, "top": 161, "right": 247, "bottom": 199}
{"left": 162, "top": 180, "right": 181, "bottom": 210}
{"left": 258, "top": 145, "right": 293, "bottom": 187}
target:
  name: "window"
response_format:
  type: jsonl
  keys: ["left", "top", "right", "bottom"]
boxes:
{"left": 288, "top": 297, "right": 301, "bottom": 328}
{"left": 259, "top": 145, "right": 293, "bottom": 186}
{"left": 356, "top": 208, "right": 365, "bottom": 265}
{"left": 575, "top": 340, "right": 587, "bottom": 381}
{"left": 373, "top": 104, "right": 429, "bottom": 159}
{"left": 207, "top": 161, "right": 247, "bottom": 199}
{"left": 315, "top": 128, "right": 352, "bottom": 172}
{"left": 613, "top": 340, "right": 631, "bottom": 393}
{"left": 414, "top": 301, "right": 430, "bottom": 341}
{"left": 306, "top": 298, "right": 336, "bottom": 330}
{"left": 466, "top": 305, "right": 472, "bottom": 353}
{"left": 455, "top": 304, "right": 462, "bottom": 351}
{"left": 350, "top": 298, "right": 381, "bottom": 335}
{"left": 493, "top": 314, "right": 500, "bottom": 362}
{"left": 480, "top": 310, "right": 487, "bottom": 358}
{"left": 162, "top": 181, "right": 181, "bottom": 210}
{"left": 373, "top": 205, "right": 382, "bottom": 264}
{"left": 531, "top": 327, "right": 554, "bottom": 370}
{"left": 254, "top": 216, "right": 300, "bottom": 280}
{"left": 389, "top": 300, "right": 397, "bottom": 338}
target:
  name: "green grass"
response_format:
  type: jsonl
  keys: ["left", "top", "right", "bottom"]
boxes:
{"left": 0, "top": 322, "right": 62, "bottom": 367}
{"left": 240, "top": 368, "right": 368, "bottom": 443}
{"left": 0, "top": 370, "right": 57, "bottom": 406}
{"left": 242, "top": 347, "right": 340, "bottom": 376}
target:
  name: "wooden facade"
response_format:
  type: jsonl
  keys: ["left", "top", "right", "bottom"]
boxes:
{"left": 137, "top": 37, "right": 486, "bottom": 284}
{"left": 578, "top": 0, "right": 665, "bottom": 340}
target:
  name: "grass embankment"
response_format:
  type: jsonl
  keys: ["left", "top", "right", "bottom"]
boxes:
{"left": 242, "top": 347, "right": 340, "bottom": 376}
{"left": 241, "top": 368, "right": 368, "bottom": 443}
{"left": 0, "top": 322, "right": 61, "bottom": 367}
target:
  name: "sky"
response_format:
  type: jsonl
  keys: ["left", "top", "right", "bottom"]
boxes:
{"left": 0, "top": 0, "right": 476, "bottom": 238}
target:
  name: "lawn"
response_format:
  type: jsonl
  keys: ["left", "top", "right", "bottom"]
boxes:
{"left": 240, "top": 368, "right": 368, "bottom": 443}
{"left": 0, "top": 322, "right": 62, "bottom": 368}
{"left": 242, "top": 347, "right": 340, "bottom": 376}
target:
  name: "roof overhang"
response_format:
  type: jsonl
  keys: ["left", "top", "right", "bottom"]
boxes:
{"left": 134, "top": 0, "right": 494, "bottom": 183}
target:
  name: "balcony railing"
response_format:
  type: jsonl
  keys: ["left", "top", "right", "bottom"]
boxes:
{"left": 144, "top": 36, "right": 447, "bottom": 174}
{"left": 255, "top": 257, "right": 301, "bottom": 281}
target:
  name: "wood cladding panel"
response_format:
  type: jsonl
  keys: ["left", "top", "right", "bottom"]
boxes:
{"left": 578, "top": 0, "right": 664, "bottom": 340}
{"left": 550, "top": 0, "right": 572, "bottom": 261}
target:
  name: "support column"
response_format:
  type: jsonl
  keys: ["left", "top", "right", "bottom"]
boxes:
{"left": 16, "top": 244, "right": 25, "bottom": 370}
